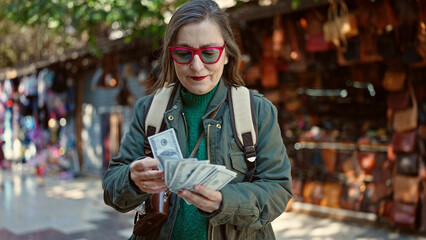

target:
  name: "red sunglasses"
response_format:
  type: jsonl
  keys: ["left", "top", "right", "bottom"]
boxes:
{"left": 169, "top": 43, "right": 226, "bottom": 64}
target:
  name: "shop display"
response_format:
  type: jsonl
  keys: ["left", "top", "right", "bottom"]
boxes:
{"left": 236, "top": 0, "right": 426, "bottom": 232}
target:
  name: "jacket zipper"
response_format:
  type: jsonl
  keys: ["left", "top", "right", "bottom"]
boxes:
{"left": 207, "top": 123, "right": 212, "bottom": 161}
{"left": 182, "top": 112, "right": 188, "bottom": 140}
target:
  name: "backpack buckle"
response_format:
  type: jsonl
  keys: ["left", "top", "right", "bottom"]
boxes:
{"left": 244, "top": 145, "right": 256, "bottom": 162}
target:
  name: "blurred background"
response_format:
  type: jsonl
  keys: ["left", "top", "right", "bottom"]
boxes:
{"left": 0, "top": 0, "right": 426, "bottom": 239}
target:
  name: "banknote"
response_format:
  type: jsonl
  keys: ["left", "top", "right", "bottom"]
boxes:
{"left": 168, "top": 160, "right": 209, "bottom": 192}
{"left": 148, "top": 129, "right": 236, "bottom": 193}
{"left": 148, "top": 128, "right": 183, "bottom": 170}
{"left": 164, "top": 159, "right": 181, "bottom": 186}
{"left": 199, "top": 168, "right": 237, "bottom": 191}
{"left": 180, "top": 164, "right": 217, "bottom": 190}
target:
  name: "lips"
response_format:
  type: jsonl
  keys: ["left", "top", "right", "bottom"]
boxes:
{"left": 190, "top": 76, "right": 207, "bottom": 81}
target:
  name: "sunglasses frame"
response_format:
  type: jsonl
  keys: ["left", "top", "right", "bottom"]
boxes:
{"left": 168, "top": 43, "right": 226, "bottom": 64}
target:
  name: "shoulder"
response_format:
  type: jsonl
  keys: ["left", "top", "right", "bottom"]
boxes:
{"left": 134, "top": 94, "right": 154, "bottom": 110}
{"left": 250, "top": 89, "right": 277, "bottom": 113}
{"left": 132, "top": 94, "right": 154, "bottom": 121}
{"left": 231, "top": 86, "right": 277, "bottom": 123}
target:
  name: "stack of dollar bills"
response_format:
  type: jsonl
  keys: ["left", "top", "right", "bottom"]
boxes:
{"left": 148, "top": 129, "right": 236, "bottom": 193}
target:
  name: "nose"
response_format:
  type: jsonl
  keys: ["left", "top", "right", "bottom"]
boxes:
{"left": 190, "top": 54, "right": 204, "bottom": 72}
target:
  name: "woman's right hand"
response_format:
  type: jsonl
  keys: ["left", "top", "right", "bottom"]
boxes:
{"left": 130, "top": 157, "right": 168, "bottom": 193}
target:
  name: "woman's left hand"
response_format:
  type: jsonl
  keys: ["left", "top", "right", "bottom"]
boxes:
{"left": 178, "top": 185, "right": 222, "bottom": 213}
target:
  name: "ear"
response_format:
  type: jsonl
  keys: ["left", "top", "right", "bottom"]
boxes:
{"left": 224, "top": 57, "right": 229, "bottom": 65}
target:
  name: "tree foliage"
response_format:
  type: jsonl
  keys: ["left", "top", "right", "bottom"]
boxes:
{"left": 0, "top": 0, "right": 307, "bottom": 68}
{"left": 0, "top": 0, "right": 188, "bottom": 68}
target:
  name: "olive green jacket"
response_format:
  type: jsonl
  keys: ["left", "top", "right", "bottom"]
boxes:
{"left": 102, "top": 80, "right": 293, "bottom": 240}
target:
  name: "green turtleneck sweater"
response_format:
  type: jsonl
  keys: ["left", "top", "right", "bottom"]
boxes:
{"left": 170, "top": 85, "right": 218, "bottom": 240}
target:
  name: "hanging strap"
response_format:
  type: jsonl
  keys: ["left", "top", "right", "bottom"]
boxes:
{"left": 227, "top": 86, "right": 258, "bottom": 182}
{"left": 189, "top": 98, "right": 225, "bottom": 158}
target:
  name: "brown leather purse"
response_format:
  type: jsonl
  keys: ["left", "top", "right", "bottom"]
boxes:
{"left": 388, "top": 89, "right": 411, "bottom": 111}
{"left": 303, "top": 181, "right": 323, "bottom": 205}
{"left": 396, "top": 153, "right": 419, "bottom": 176}
{"left": 391, "top": 201, "right": 418, "bottom": 230}
{"left": 393, "top": 81, "right": 418, "bottom": 132}
{"left": 321, "top": 148, "right": 337, "bottom": 174}
{"left": 382, "top": 68, "right": 406, "bottom": 92}
{"left": 393, "top": 174, "right": 419, "bottom": 204}
{"left": 320, "top": 181, "right": 342, "bottom": 208}
{"left": 133, "top": 192, "right": 169, "bottom": 236}
{"left": 391, "top": 130, "right": 417, "bottom": 153}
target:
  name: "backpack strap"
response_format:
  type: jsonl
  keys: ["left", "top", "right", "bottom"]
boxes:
{"left": 227, "top": 86, "right": 258, "bottom": 182}
{"left": 143, "top": 84, "right": 178, "bottom": 156}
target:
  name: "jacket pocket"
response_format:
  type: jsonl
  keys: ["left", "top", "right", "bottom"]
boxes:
{"left": 229, "top": 140, "right": 248, "bottom": 174}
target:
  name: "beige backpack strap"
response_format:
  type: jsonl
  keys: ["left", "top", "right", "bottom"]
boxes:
{"left": 145, "top": 85, "right": 175, "bottom": 134}
{"left": 228, "top": 86, "right": 258, "bottom": 182}
{"left": 143, "top": 84, "right": 177, "bottom": 155}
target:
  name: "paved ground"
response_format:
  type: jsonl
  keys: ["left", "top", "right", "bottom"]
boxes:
{"left": 0, "top": 168, "right": 425, "bottom": 240}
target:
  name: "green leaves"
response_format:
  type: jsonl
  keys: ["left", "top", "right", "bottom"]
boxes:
{"left": 0, "top": 0, "right": 192, "bottom": 67}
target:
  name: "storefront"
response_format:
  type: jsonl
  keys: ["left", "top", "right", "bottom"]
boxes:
{"left": 230, "top": 0, "right": 426, "bottom": 232}
{"left": 0, "top": 38, "right": 155, "bottom": 178}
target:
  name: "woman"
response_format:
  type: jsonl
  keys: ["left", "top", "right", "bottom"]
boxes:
{"left": 102, "top": 0, "right": 292, "bottom": 239}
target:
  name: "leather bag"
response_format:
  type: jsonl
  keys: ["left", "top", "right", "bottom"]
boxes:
{"left": 382, "top": 68, "right": 406, "bottom": 92}
{"left": 391, "top": 201, "right": 418, "bottom": 230}
{"left": 393, "top": 174, "right": 419, "bottom": 204}
{"left": 320, "top": 181, "right": 342, "bottom": 208}
{"left": 359, "top": 151, "right": 375, "bottom": 175}
{"left": 396, "top": 153, "right": 419, "bottom": 176}
{"left": 260, "top": 36, "right": 279, "bottom": 88}
{"left": 323, "top": 0, "right": 358, "bottom": 50}
{"left": 305, "top": 10, "right": 332, "bottom": 52}
{"left": 393, "top": 82, "right": 418, "bottom": 132}
{"left": 387, "top": 89, "right": 411, "bottom": 111}
{"left": 303, "top": 181, "right": 323, "bottom": 205}
{"left": 321, "top": 148, "right": 337, "bottom": 174}
{"left": 133, "top": 193, "right": 169, "bottom": 236}
{"left": 391, "top": 130, "right": 417, "bottom": 153}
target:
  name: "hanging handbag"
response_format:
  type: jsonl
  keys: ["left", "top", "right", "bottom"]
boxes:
{"left": 303, "top": 181, "right": 324, "bottom": 205}
{"left": 387, "top": 88, "right": 411, "bottom": 111}
{"left": 393, "top": 174, "right": 420, "bottom": 204}
{"left": 396, "top": 153, "right": 419, "bottom": 176}
{"left": 320, "top": 181, "right": 342, "bottom": 208}
{"left": 393, "top": 81, "right": 418, "bottom": 132}
{"left": 391, "top": 201, "right": 418, "bottom": 230}
{"left": 305, "top": 10, "right": 332, "bottom": 52}
{"left": 391, "top": 129, "right": 417, "bottom": 153}
{"left": 359, "top": 151, "right": 376, "bottom": 175}
{"left": 321, "top": 148, "right": 337, "bottom": 174}
{"left": 260, "top": 36, "right": 279, "bottom": 88}
{"left": 382, "top": 68, "right": 406, "bottom": 92}
{"left": 323, "top": 0, "right": 358, "bottom": 50}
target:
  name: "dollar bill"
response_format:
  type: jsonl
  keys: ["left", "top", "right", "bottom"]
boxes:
{"left": 168, "top": 159, "right": 208, "bottom": 192}
{"left": 199, "top": 168, "right": 237, "bottom": 191}
{"left": 148, "top": 128, "right": 183, "bottom": 170}
{"left": 180, "top": 164, "right": 217, "bottom": 190}
{"left": 164, "top": 160, "right": 180, "bottom": 186}
{"left": 147, "top": 129, "right": 236, "bottom": 193}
